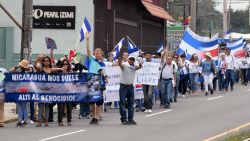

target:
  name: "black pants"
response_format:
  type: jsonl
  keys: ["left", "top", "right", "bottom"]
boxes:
{"left": 143, "top": 85, "right": 153, "bottom": 110}
{"left": 212, "top": 76, "right": 218, "bottom": 90}
{"left": 178, "top": 75, "right": 189, "bottom": 95}
{"left": 57, "top": 103, "right": 72, "bottom": 123}
{"left": 242, "top": 69, "right": 248, "bottom": 84}
{"left": 49, "top": 104, "right": 55, "bottom": 121}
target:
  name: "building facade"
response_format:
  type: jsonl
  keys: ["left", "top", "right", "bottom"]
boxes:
{"left": 0, "top": 0, "right": 173, "bottom": 69}
{"left": 94, "top": 0, "right": 173, "bottom": 54}
{"left": 0, "top": 0, "right": 94, "bottom": 69}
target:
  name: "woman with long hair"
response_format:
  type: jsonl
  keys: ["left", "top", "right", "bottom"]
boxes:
{"left": 201, "top": 53, "right": 216, "bottom": 96}
{"left": 188, "top": 54, "right": 200, "bottom": 94}
{"left": 36, "top": 56, "right": 65, "bottom": 127}
{"left": 56, "top": 59, "right": 73, "bottom": 126}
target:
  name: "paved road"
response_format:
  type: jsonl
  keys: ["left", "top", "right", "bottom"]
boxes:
{"left": 2, "top": 84, "right": 250, "bottom": 141}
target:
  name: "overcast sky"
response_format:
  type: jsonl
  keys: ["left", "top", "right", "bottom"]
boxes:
{"left": 214, "top": 0, "right": 249, "bottom": 12}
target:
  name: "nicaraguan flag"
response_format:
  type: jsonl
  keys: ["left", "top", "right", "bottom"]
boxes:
{"left": 224, "top": 31, "right": 231, "bottom": 43}
{"left": 157, "top": 43, "right": 164, "bottom": 53}
{"left": 113, "top": 38, "right": 125, "bottom": 60}
{"left": 177, "top": 27, "right": 219, "bottom": 61}
{"left": 80, "top": 17, "right": 91, "bottom": 42}
{"left": 227, "top": 37, "right": 246, "bottom": 58}
{"left": 128, "top": 40, "right": 139, "bottom": 58}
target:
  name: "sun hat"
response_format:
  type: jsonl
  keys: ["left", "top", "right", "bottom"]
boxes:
{"left": 19, "top": 60, "right": 29, "bottom": 69}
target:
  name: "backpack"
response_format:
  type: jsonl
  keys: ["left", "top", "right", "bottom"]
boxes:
{"left": 160, "top": 63, "right": 175, "bottom": 80}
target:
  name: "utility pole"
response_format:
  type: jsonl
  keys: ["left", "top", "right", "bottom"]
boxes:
{"left": 249, "top": 0, "right": 250, "bottom": 26}
{"left": 223, "top": 0, "right": 227, "bottom": 36}
{"left": 190, "top": 0, "right": 197, "bottom": 32}
{"left": 20, "top": 0, "right": 33, "bottom": 61}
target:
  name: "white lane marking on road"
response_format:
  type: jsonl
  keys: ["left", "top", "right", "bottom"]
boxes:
{"left": 39, "top": 130, "right": 86, "bottom": 141}
{"left": 207, "top": 96, "right": 224, "bottom": 101}
{"left": 145, "top": 110, "right": 172, "bottom": 117}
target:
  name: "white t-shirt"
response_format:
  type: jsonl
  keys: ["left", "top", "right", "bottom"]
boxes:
{"left": 225, "top": 54, "right": 235, "bottom": 70}
{"left": 189, "top": 62, "right": 199, "bottom": 73}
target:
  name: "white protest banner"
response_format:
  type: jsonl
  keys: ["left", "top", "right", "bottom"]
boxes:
{"left": 104, "top": 66, "right": 121, "bottom": 102}
{"left": 134, "top": 62, "right": 160, "bottom": 86}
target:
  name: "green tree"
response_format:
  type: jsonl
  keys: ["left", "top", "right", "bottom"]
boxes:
{"left": 229, "top": 9, "right": 250, "bottom": 33}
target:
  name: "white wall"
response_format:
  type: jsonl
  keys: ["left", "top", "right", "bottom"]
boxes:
{"left": 0, "top": 0, "right": 94, "bottom": 55}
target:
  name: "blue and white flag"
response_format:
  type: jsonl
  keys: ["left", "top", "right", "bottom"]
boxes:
{"left": 224, "top": 31, "right": 231, "bottom": 43}
{"left": 128, "top": 40, "right": 139, "bottom": 58}
{"left": 113, "top": 38, "right": 125, "bottom": 60}
{"left": 80, "top": 17, "right": 91, "bottom": 42}
{"left": 176, "top": 27, "right": 219, "bottom": 61}
{"left": 227, "top": 37, "right": 246, "bottom": 58}
{"left": 157, "top": 43, "right": 164, "bottom": 53}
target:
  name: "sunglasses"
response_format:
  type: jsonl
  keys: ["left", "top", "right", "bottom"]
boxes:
{"left": 63, "top": 63, "right": 69, "bottom": 66}
{"left": 43, "top": 60, "right": 50, "bottom": 62}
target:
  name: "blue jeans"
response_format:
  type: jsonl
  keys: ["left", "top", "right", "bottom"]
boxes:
{"left": 160, "top": 79, "right": 173, "bottom": 107}
{"left": 189, "top": 73, "right": 198, "bottom": 91}
{"left": 119, "top": 84, "right": 135, "bottom": 122}
{"left": 225, "top": 69, "right": 235, "bottom": 90}
{"left": 218, "top": 71, "right": 226, "bottom": 91}
{"left": 17, "top": 102, "right": 28, "bottom": 122}
{"left": 241, "top": 69, "right": 248, "bottom": 84}
{"left": 174, "top": 74, "right": 180, "bottom": 100}
{"left": 38, "top": 103, "right": 49, "bottom": 121}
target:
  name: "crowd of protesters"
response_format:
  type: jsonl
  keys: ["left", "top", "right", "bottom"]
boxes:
{"left": 0, "top": 32, "right": 250, "bottom": 128}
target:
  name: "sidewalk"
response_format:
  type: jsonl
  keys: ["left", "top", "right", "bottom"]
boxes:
{"left": 4, "top": 103, "right": 17, "bottom": 123}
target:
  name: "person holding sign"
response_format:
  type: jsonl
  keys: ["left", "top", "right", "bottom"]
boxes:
{"left": 118, "top": 56, "right": 142, "bottom": 125}
{"left": 0, "top": 67, "right": 7, "bottom": 127}
{"left": 10, "top": 60, "right": 30, "bottom": 127}
{"left": 57, "top": 59, "right": 73, "bottom": 126}
{"left": 36, "top": 56, "right": 66, "bottom": 127}
{"left": 142, "top": 52, "right": 154, "bottom": 113}
{"left": 85, "top": 32, "right": 106, "bottom": 125}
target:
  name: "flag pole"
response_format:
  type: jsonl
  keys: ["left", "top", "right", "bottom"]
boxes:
{"left": 126, "top": 36, "right": 137, "bottom": 48}
{"left": 112, "top": 38, "right": 124, "bottom": 52}
{"left": 74, "top": 34, "right": 80, "bottom": 50}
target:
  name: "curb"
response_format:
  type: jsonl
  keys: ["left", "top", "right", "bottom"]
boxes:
{"left": 4, "top": 117, "right": 18, "bottom": 124}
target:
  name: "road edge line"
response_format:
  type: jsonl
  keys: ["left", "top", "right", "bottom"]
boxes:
{"left": 203, "top": 122, "right": 250, "bottom": 141}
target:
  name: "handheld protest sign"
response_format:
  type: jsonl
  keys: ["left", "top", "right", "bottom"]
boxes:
{"left": 45, "top": 37, "right": 57, "bottom": 49}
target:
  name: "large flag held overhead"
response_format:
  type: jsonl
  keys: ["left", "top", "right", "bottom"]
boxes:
{"left": 113, "top": 38, "right": 125, "bottom": 60}
{"left": 177, "top": 27, "right": 219, "bottom": 61}
{"left": 227, "top": 37, "right": 246, "bottom": 58}
{"left": 127, "top": 40, "right": 139, "bottom": 58}
{"left": 224, "top": 31, "right": 231, "bottom": 43}
{"left": 80, "top": 17, "right": 91, "bottom": 42}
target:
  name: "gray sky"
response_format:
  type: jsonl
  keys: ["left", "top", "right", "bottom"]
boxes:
{"left": 214, "top": 0, "right": 249, "bottom": 12}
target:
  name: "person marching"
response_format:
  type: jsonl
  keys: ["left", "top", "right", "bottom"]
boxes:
{"left": 160, "top": 55, "right": 177, "bottom": 109}
{"left": 118, "top": 55, "right": 142, "bottom": 125}
{"left": 10, "top": 60, "right": 30, "bottom": 127}
{"left": 85, "top": 33, "right": 106, "bottom": 125}
{"left": 201, "top": 52, "right": 216, "bottom": 96}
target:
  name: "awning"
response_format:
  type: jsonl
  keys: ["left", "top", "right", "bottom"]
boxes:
{"left": 141, "top": 0, "right": 175, "bottom": 21}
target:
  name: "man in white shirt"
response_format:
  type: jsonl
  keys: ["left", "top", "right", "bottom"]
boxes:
{"left": 224, "top": 48, "right": 235, "bottom": 91}
{"left": 118, "top": 56, "right": 142, "bottom": 125}
{"left": 160, "top": 56, "right": 177, "bottom": 109}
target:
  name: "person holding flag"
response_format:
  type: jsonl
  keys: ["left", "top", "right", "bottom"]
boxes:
{"left": 85, "top": 32, "right": 106, "bottom": 125}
